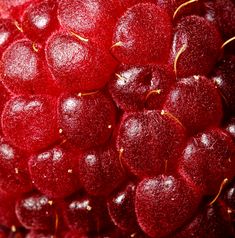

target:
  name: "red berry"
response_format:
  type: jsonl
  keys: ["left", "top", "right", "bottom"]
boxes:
{"left": 0, "top": 0, "right": 234, "bottom": 235}
{"left": 58, "top": 0, "right": 118, "bottom": 48}
{"left": 155, "top": 0, "right": 203, "bottom": 18}
{"left": 112, "top": 3, "right": 172, "bottom": 64}
{"left": 164, "top": 76, "right": 223, "bottom": 134}
{"left": 117, "top": 0, "right": 155, "bottom": 13}
{"left": 171, "top": 15, "right": 222, "bottom": 77}
{"left": 214, "top": 0, "right": 235, "bottom": 40}
{"left": 15, "top": 191, "right": 57, "bottom": 231}
{"left": 179, "top": 128, "right": 235, "bottom": 195}
{"left": 224, "top": 180, "right": 235, "bottom": 203}
{"left": 28, "top": 145, "right": 80, "bottom": 198}
{"left": 107, "top": 182, "right": 139, "bottom": 232}
{"left": 203, "top": 1, "right": 217, "bottom": 24}
{"left": 0, "top": 82, "right": 10, "bottom": 125}
{"left": 0, "top": 19, "right": 22, "bottom": 57}
{"left": 1, "top": 39, "right": 57, "bottom": 95}
{"left": 63, "top": 193, "right": 112, "bottom": 235}
{"left": 26, "top": 230, "right": 55, "bottom": 238}
{"left": 0, "top": 0, "right": 32, "bottom": 19}
{"left": 0, "top": 135, "right": 32, "bottom": 195}
{"left": 171, "top": 202, "right": 234, "bottom": 238}
{"left": 0, "top": 192, "right": 20, "bottom": 228}
{"left": 21, "top": 0, "right": 58, "bottom": 43}
{"left": 1, "top": 95, "right": 59, "bottom": 152}
{"left": 46, "top": 32, "right": 116, "bottom": 93}
{"left": 78, "top": 144, "right": 125, "bottom": 196}
{"left": 225, "top": 117, "right": 235, "bottom": 141}
{"left": 212, "top": 55, "right": 235, "bottom": 115}
{"left": 117, "top": 110, "right": 186, "bottom": 177}
{"left": 58, "top": 92, "right": 116, "bottom": 151}
{"left": 223, "top": 180, "right": 235, "bottom": 221}
{"left": 135, "top": 175, "right": 201, "bottom": 238}
{"left": 109, "top": 64, "right": 175, "bottom": 111}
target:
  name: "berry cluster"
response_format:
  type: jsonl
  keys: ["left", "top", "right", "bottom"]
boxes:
{"left": 0, "top": 0, "right": 234, "bottom": 237}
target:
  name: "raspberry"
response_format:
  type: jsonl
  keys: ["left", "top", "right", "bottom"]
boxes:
{"left": 214, "top": 0, "right": 235, "bottom": 40}
{"left": 222, "top": 180, "right": 235, "bottom": 222}
{"left": 0, "top": 192, "right": 20, "bottom": 228}
{"left": 164, "top": 76, "right": 223, "bottom": 134}
{"left": 109, "top": 64, "right": 175, "bottom": 111}
{"left": 178, "top": 128, "right": 235, "bottom": 195}
{"left": 117, "top": 0, "right": 155, "bottom": 13}
{"left": 170, "top": 15, "right": 222, "bottom": 78}
{"left": 0, "top": 0, "right": 32, "bottom": 19}
{"left": 57, "top": 0, "right": 118, "bottom": 48}
{"left": 63, "top": 193, "right": 113, "bottom": 235}
{"left": 1, "top": 39, "right": 57, "bottom": 95}
{"left": 156, "top": 0, "right": 203, "bottom": 18}
{"left": 107, "top": 182, "right": 139, "bottom": 232}
{"left": 21, "top": 0, "right": 58, "bottom": 43}
{"left": 112, "top": 3, "right": 172, "bottom": 64}
{"left": 78, "top": 144, "right": 125, "bottom": 196}
{"left": 212, "top": 55, "right": 235, "bottom": 115}
{"left": 28, "top": 145, "right": 80, "bottom": 198}
{"left": 225, "top": 117, "right": 235, "bottom": 141}
{"left": 135, "top": 175, "right": 201, "bottom": 237}
{"left": 26, "top": 230, "right": 55, "bottom": 238}
{"left": 117, "top": 110, "right": 186, "bottom": 177}
{"left": 0, "top": 0, "right": 234, "bottom": 236}
{"left": 0, "top": 19, "right": 22, "bottom": 56}
{"left": 171, "top": 202, "right": 234, "bottom": 238}
{"left": 0, "top": 82, "right": 10, "bottom": 127}
{"left": 0, "top": 135, "right": 32, "bottom": 195}
{"left": 46, "top": 32, "right": 117, "bottom": 93}
{"left": 1, "top": 95, "right": 59, "bottom": 152}
{"left": 58, "top": 92, "right": 116, "bottom": 150}
{"left": 15, "top": 191, "right": 57, "bottom": 231}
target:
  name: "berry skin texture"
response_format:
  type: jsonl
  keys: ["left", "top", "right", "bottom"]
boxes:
{"left": 179, "top": 128, "right": 235, "bottom": 195}
{"left": 170, "top": 202, "right": 234, "bottom": 238}
{"left": 212, "top": 55, "right": 235, "bottom": 115}
{"left": 21, "top": 0, "right": 58, "bottom": 43}
{"left": 0, "top": 0, "right": 32, "bottom": 19}
{"left": 107, "top": 182, "right": 139, "bottom": 232}
{"left": 58, "top": 0, "right": 118, "bottom": 48}
{"left": 0, "top": 192, "right": 20, "bottom": 228}
{"left": 0, "top": 0, "right": 234, "bottom": 236}
{"left": 46, "top": 32, "right": 117, "bottom": 93}
{"left": 117, "top": 110, "right": 186, "bottom": 177}
{"left": 214, "top": 0, "right": 235, "bottom": 40}
{"left": 0, "top": 135, "right": 32, "bottom": 195}
{"left": 225, "top": 117, "right": 235, "bottom": 141}
{"left": 78, "top": 144, "right": 125, "bottom": 196}
{"left": 223, "top": 180, "right": 235, "bottom": 220}
{"left": 63, "top": 193, "right": 113, "bottom": 235}
{"left": 109, "top": 64, "right": 175, "bottom": 111}
{"left": 1, "top": 95, "right": 59, "bottom": 152}
{"left": 58, "top": 92, "right": 116, "bottom": 151}
{"left": 155, "top": 0, "right": 203, "bottom": 18}
{"left": 164, "top": 76, "right": 223, "bottom": 134}
{"left": 135, "top": 175, "right": 201, "bottom": 238}
{"left": 171, "top": 15, "right": 222, "bottom": 78}
{"left": 15, "top": 191, "right": 57, "bottom": 231}
{"left": 28, "top": 145, "right": 80, "bottom": 198}
{"left": 26, "top": 230, "right": 55, "bottom": 238}
{"left": 0, "top": 82, "right": 9, "bottom": 124}
{"left": 0, "top": 19, "right": 22, "bottom": 57}
{"left": 112, "top": 3, "right": 172, "bottom": 65}
{"left": 1, "top": 39, "right": 56, "bottom": 95}
{"left": 117, "top": 0, "right": 155, "bottom": 13}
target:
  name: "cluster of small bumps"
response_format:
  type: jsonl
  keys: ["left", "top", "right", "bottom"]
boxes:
{"left": 0, "top": 0, "right": 234, "bottom": 237}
